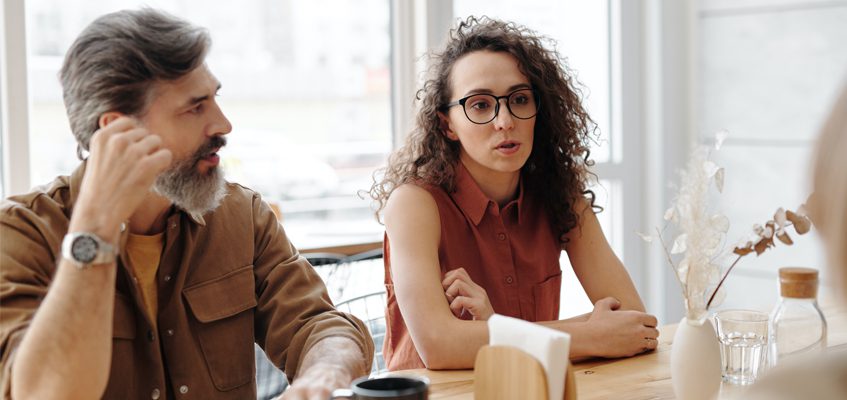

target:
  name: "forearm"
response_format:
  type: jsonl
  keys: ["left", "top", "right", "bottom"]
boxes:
{"left": 11, "top": 260, "right": 117, "bottom": 399}
{"left": 411, "top": 319, "right": 488, "bottom": 370}
{"left": 295, "top": 337, "right": 369, "bottom": 383}
{"left": 539, "top": 320, "right": 594, "bottom": 360}
{"left": 11, "top": 214, "right": 120, "bottom": 400}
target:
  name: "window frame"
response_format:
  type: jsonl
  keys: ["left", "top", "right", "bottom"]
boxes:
{"left": 1, "top": 0, "right": 31, "bottom": 197}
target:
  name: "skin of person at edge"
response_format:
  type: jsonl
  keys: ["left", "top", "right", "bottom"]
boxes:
{"left": 0, "top": 8, "right": 372, "bottom": 400}
{"left": 369, "top": 17, "right": 659, "bottom": 370}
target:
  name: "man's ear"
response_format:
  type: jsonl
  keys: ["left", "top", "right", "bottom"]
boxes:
{"left": 438, "top": 111, "right": 459, "bottom": 141}
{"left": 98, "top": 112, "right": 125, "bottom": 129}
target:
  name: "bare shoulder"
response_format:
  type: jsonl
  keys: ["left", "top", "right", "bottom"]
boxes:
{"left": 384, "top": 184, "right": 439, "bottom": 226}
{"left": 384, "top": 183, "right": 441, "bottom": 247}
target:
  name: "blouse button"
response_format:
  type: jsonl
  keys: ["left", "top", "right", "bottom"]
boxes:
{"left": 505, "top": 276, "right": 514, "bottom": 284}
{"left": 166, "top": 329, "right": 174, "bottom": 337}
{"left": 163, "top": 275, "right": 172, "bottom": 282}
{"left": 497, "top": 233, "right": 506, "bottom": 241}
{"left": 151, "top": 388, "right": 160, "bottom": 399}
{"left": 179, "top": 385, "right": 189, "bottom": 394}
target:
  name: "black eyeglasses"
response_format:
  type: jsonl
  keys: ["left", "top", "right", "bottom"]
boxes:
{"left": 442, "top": 88, "right": 539, "bottom": 125}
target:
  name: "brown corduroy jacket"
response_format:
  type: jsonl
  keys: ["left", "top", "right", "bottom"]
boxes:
{"left": 0, "top": 162, "right": 374, "bottom": 399}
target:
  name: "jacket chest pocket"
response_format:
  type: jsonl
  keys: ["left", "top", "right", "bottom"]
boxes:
{"left": 184, "top": 265, "right": 258, "bottom": 392}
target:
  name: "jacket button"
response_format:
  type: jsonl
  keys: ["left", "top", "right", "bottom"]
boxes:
{"left": 147, "top": 330, "right": 155, "bottom": 342}
{"left": 497, "top": 233, "right": 506, "bottom": 241}
{"left": 151, "top": 388, "right": 160, "bottom": 399}
{"left": 163, "top": 275, "right": 171, "bottom": 282}
{"left": 505, "top": 276, "right": 514, "bottom": 284}
{"left": 179, "top": 385, "right": 189, "bottom": 394}
{"left": 166, "top": 329, "right": 174, "bottom": 337}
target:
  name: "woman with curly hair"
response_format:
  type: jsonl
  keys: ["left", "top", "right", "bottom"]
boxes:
{"left": 368, "top": 17, "right": 658, "bottom": 371}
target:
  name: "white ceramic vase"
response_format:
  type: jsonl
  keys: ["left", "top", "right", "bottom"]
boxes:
{"left": 671, "top": 317, "right": 721, "bottom": 400}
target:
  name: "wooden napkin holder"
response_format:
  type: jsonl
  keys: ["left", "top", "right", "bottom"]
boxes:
{"left": 473, "top": 345, "right": 577, "bottom": 400}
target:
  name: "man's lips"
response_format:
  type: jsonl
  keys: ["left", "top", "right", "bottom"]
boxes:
{"left": 199, "top": 147, "right": 221, "bottom": 166}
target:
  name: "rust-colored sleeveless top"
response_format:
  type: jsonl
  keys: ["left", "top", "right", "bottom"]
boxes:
{"left": 383, "top": 163, "right": 563, "bottom": 370}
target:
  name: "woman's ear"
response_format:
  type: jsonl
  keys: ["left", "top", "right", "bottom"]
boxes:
{"left": 98, "top": 112, "right": 125, "bottom": 129}
{"left": 438, "top": 111, "right": 459, "bottom": 141}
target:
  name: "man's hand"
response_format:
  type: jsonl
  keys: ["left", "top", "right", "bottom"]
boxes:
{"left": 442, "top": 268, "right": 494, "bottom": 321}
{"left": 277, "top": 337, "right": 369, "bottom": 400}
{"left": 584, "top": 297, "right": 660, "bottom": 358}
{"left": 278, "top": 363, "right": 352, "bottom": 400}
{"left": 72, "top": 116, "right": 172, "bottom": 241}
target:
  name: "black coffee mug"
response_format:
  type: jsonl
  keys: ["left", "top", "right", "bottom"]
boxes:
{"left": 329, "top": 376, "right": 429, "bottom": 400}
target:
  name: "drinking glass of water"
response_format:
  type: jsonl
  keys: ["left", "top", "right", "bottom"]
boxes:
{"left": 715, "top": 309, "right": 769, "bottom": 385}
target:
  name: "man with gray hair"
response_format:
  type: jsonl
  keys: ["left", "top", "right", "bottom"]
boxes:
{"left": 0, "top": 8, "right": 373, "bottom": 400}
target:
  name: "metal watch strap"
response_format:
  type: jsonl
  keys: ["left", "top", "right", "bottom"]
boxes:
{"left": 61, "top": 232, "right": 117, "bottom": 269}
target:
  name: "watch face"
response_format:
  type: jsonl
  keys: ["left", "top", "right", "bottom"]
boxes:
{"left": 71, "top": 235, "right": 99, "bottom": 264}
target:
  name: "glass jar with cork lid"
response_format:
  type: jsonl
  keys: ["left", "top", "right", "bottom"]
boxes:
{"left": 768, "top": 267, "right": 828, "bottom": 366}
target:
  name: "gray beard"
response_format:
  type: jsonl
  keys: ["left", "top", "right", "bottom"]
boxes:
{"left": 152, "top": 157, "right": 227, "bottom": 217}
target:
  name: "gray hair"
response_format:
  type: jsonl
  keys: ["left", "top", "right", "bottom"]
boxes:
{"left": 59, "top": 8, "right": 210, "bottom": 158}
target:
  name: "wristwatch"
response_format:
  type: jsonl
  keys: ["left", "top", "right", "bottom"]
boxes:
{"left": 61, "top": 232, "right": 117, "bottom": 269}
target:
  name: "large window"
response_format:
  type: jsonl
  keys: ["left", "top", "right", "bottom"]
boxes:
{"left": 25, "top": 0, "right": 391, "bottom": 249}
{"left": 12, "top": 1, "right": 637, "bottom": 316}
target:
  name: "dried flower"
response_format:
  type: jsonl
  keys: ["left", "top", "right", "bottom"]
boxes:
{"left": 639, "top": 131, "right": 812, "bottom": 321}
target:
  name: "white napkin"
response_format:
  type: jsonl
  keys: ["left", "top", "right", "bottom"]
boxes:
{"left": 488, "top": 314, "right": 571, "bottom": 400}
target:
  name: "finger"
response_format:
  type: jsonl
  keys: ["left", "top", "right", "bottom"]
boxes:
{"left": 442, "top": 269, "right": 459, "bottom": 289}
{"left": 100, "top": 127, "right": 150, "bottom": 154}
{"left": 447, "top": 279, "right": 475, "bottom": 300}
{"left": 638, "top": 326, "right": 660, "bottom": 340}
{"left": 449, "top": 296, "right": 467, "bottom": 318}
{"left": 137, "top": 149, "right": 173, "bottom": 179}
{"left": 452, "top": 267, "right": 471, "bottom": 281}
{"left": 648, "top": 327, "right": 660, "bottom": 339}
{"left": 441, "top": 267, "right": 468, "bottom": 289}
{"left": 119, "top": 127, "right": 153, "bottom": 144}
{"left": 595, "top": 297, "right": 620, "bottom": 311}
{"left": 100, "top": 115, "right": 139, "bottom": 132}
{"left": 642, "top": 314, "right": 658, "bottom": 328}
{"left": 444, "top": 280, "right": 464, "bottom": 303}
{"left": 130, "top": 133, "right": 163, "bottom": 156}
{"left": 644, "top": 337, "right": 658, "bottom": 350}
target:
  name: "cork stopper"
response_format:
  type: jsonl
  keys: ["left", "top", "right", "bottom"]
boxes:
{"left": 779, "top": 267, "right": 819, "bottom": 299}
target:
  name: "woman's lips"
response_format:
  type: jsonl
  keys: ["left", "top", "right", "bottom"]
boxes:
{"left": 495, "top": 142, "right": 521, "bottom": 155}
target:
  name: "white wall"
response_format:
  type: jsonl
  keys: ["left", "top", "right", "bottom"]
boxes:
{"left": 696, "top": 0, "right": 847, "bottom": 312}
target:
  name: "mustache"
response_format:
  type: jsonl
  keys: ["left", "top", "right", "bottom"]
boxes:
{"left": 191, "top": 135, "right": 227, "bottom": 163}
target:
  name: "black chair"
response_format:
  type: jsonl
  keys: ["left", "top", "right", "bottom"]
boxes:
{"left": 335, "top": 290, "right": 388, "bottom": 374}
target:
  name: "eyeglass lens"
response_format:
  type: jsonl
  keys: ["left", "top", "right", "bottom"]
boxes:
{"left": 462, "top": 89, "right": 537, "bottom": 124}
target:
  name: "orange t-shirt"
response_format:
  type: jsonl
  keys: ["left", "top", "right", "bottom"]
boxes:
{"left": 383, "top": 163, "right": 563, "bottom": 371}
{"left": 125, "top": 231, "right": 164, "bottom": 327}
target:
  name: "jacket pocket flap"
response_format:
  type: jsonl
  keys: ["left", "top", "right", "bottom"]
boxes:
{"left": 183, "top": 265, "right": 257, "bottom": 323}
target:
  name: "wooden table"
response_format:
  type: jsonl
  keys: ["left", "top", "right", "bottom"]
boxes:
{"left": 390, "top": 307, "right": 846, "bottom": 399}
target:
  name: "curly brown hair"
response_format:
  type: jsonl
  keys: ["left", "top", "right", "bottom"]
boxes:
{"left": 367, "top": 16, "right": 599, "bottom": 243}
